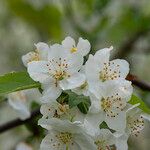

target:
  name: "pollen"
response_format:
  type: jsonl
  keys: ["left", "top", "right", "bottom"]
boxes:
{"left": 101, "top": 94, "right": 126, "bottom": 117}
{"left": 57, "top": 132, "right": 72, "bottom": 144}
{"left": 46, "top": 57, "right": 70, "bottom": 86}
{"left": 95, "top": 139, "right": 110, "bottom": 150}
{"left": 99, "top": 62, "right": 121, "bottom": 82}
{"left": 28, "top": 51, "right": 40, "bottom": 63}
{"left": 127, "top": 115, "right": 144, "bottom": 136}
{"left": 70, "top": 47, "right": 78, "bottom": 53}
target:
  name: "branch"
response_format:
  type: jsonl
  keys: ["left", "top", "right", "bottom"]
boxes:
{"left": 127, "top": 74, "right": 150, "bottom": 91}
{"left": 0, "top": 108, "right": 40, "bottom": 134}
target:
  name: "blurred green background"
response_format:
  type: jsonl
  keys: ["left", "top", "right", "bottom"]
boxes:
{"left": 0, "top": 0, "right": 150, "bottom": 149}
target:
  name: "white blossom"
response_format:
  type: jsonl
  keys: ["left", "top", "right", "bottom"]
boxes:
{"left": 40, "top": 101, "right": 85, "bottom": 123}
{"left": 71, "top": 66, "right": 90, "bottom": 96}
{"left": 126, "top": 106, "right": 146, "bottom": 136}
{"left": 62, "top": 36, "right": 91, "bottom": 57}
{"left": 8, "top": 89, "right": 41, "bottom": 120}
{"left": 39, "top": 119, "right": 96, "bottom": 150}
{"left": 28, "top": 44, "right": 85, "bottom": 103}
{"left": 85, "top": 80, "right": 133, "bottom": 133}
{"left": 8, "top": 91, "right": 30, "bottom": 120}
{"left": 85, "top": 46, "right": 129, "bottom": 99}
{"left": 93, "top": 129, "right": 116, "bottom": 150}
{"left": 22, "top": 42, "right": 49, "bottom": 67}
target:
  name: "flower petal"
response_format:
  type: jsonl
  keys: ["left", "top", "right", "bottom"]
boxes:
{"left": 101, "top": 80, "right": 133, "bottom": 102}
{"left": 67, "top": 53, "right": 83, "bottom": 74}
{"left": 48, "top": 44, "right": 68, "bottom": 60}
{"left": 62, "top": 36, "right": 76, "bottom": 52}
{"left": 115, "top": 134, "right": 129, "bottom": 150}
{"left": 59, "top": 72, "right": 85, "bottom": 90}
{"left": 110, "top": 59, "right": 129, "bottom": 79}
{"left": 8, "top": 91, "right": 30, "bottom": 120}
{"left": 40, "top": 132, "right": 64, "bottom": 150}
{"left": 105, "top": 111, "right": 126, "bottom": 133}
{"left": 34, "top": 42, "right": 49, "bottom": 60}
{"left": 74, "top": 133, "right": 96, "bottom": 150}
{"left": 89, "top": 94, "right": 102, "bottom": 113}
{"left": 41, "top": 78, "right": 62, "bottom": 103}
{"left": 94, "top": 46, "right": 113, "bottom": 65}
{"left": 84, "top": 112, "right": 104, "bottom": 136}
{"left": 77, "top": 37, "right": 91, "bottom": 56}
{"left": 28, "top": 61, "right": 49, "bottom": 83}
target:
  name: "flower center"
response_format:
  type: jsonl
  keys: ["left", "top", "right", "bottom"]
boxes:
{"left": 101, "top": 94, "right": 125, "bottom": 117}
{"left": 70, "top": 47, "right": 78, "bottom": 53}
{"left": 127, "top": 115, "right": 144, "bottom": 136}
{"left": 57, "top": 132, "right": 72, "bottom": 144}
{"left": 95, "top": 139, "right": 110, "bottom": 150}
{"left": 28, "top": 51, "right": 40, "bottom": 63}
{"left": 99, "top": 62, "right": 120, "bottom": 82}
{"left": 46, "top": 58, "right": 70, "bottom": 85}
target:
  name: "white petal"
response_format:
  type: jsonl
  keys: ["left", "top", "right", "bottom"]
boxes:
{"left": 77, "top": 37, "right": 91, "bottom": 56}
{"left": 39, "top": 118, "right": 83, "bottom": 133}
{"left": 84, "top": 112, "right": 104, "bottom": 136}
{"left": 49, "top": 44, "right": 68, "bottom": 60}
{"left": 105, "top": 111, "right": 126, "bottom": 133}
{"left": 62, "top": 36, "right": 76, "bottom": 51}
{"left": 40, "top": 132, "right": 64, "bottom": 150}
{"left": 110, "top": 59, "right": 129, "bottom": 79}
{"left": 59, "top": 72, "right": 85, "bottom": 90}
{"left": 41, "top": 78, "right": 62, "bottom": 103}
{"left": 85, "top": 55, "right": 102, "bottom": 98}
{"left": 40, "top": 102, "right": 59, "bottom": 118}
{"left": 89, "top": 94, "right": 102, "bottom": 113}
{"left": 22, "top": 52, "right": 37, "bottom": 67}
{"left": 27, "top": 61, "right": 49, "bottom": 83}
{"left": 101, "top": 80, "right": 133, "bottom": 102}
{"left": 34, "top": 42, "right": 49, "bottom": 60}
{"left": 94, "top": 129, "right": 116, "bottom": 146}
{"left": 74, "top": 133, "right": 96, "bottom": 150}
{"left": 141, "top": 113, "right": 150, "bottom": 121}
{"left": 94, "top": 46, "right": 113, "bottom": 64}
{"left": 115, "top": 134, "right": 129, "bottom": 150}
{"left": 67, "top": 53, "right": 83, "bottom": 74}
{"left": 8, "top": 92, "right": 30, "bottom": 120}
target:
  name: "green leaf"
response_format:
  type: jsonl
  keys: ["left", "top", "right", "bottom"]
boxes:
{"left": 128, "top": 94, "right": 150, "bottom": 114}
{"left": 100, "top": 121, "right": 115, "bottom": 133}
{"left": 77, "top": 101, "right": 90, "bottom": 114}
{"left": 0, "top": 71, "right": 40, "bottom": 95}
{"left": 66, "top": 91, "right": 91, "bottom": 114}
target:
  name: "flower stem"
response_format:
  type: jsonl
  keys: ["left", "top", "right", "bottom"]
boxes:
{"left": 66, "top": 144, "right": 69, "bottom": 150}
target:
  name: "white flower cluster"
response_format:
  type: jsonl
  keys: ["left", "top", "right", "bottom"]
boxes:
{"left": 10, "top": 36, "right": 149, "bottom": 150}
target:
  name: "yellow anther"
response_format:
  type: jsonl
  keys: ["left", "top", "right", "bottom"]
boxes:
{"left": 70, "top": 47, "right": 77, "bottom": 53}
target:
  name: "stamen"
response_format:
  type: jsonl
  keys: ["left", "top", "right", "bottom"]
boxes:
{"left": 99, "top": 62, "right": 121, "bottom": 82}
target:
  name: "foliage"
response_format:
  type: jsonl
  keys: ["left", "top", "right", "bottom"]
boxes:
{"left": 0, "top": 71, "right": 40, "bottom": 95}
{"left": 129, "top": 94, "right": 150, "bottom": 114}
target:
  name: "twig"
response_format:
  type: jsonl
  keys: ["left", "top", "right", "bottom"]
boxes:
{"left": 127, "top": 74, "right": 150, "bottom": 91}
{"left": 0, "top": 108, "right": 40, "bottom": 134}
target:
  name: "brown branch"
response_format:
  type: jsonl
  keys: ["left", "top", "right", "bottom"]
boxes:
{"left": 0, "top": 108, "right": 40, "bottom": 134}
{"left": 127, "top": 74, "right": 150, "bottom": 91}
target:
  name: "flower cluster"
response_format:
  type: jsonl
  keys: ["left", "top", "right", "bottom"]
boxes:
{"left": 10, "top": 36, "right": 150, "bottom": 150}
